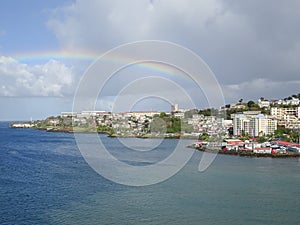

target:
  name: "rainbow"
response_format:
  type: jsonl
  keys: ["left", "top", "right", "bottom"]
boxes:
{"left": 12, "top": 50, "right": 99, "bottom": 63}
{"left": 8, "top": 50, "right": 190, "bottom": 82}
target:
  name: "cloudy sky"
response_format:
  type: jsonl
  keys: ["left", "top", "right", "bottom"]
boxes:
{"left": 1, "top": 0, "right": 300, "bottom": 120}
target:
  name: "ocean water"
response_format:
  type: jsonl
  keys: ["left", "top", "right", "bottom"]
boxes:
{"left": 0, "top": 122, "right": 300, "bottom": 225}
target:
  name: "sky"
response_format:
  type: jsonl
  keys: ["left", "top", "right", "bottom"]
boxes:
{"left": 1, "top": 0, "right": 300, "bottom": 120}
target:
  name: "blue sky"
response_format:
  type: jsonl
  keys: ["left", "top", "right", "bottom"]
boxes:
{"left": 0, "top": 0, "right": 81, "bottom": 120}
{"left": 0, "top": 0, "right": 66, "bottom": 55}
{"left": 1, "top": 0, "right": 300, "bottom": 120}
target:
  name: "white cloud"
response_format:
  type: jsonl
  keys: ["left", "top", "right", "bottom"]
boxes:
{"left": 0, "top": 56, "right": 74, "bottom": 97}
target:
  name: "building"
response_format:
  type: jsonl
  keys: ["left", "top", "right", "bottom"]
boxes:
{"left": 231, "top": 111, "right": 261, "bottom": 119}
{"left": 233, "top": 113, "right": 277, "bottom": 137}
{"left": 229, "top": 104, "right": 247, "bottom": 110}
{"left": 270, "top": 106, "right": 300, "bottom": 128}
{"left": 173, "top": 112, "right": 185, "bottom": 119}
{"left": 276, "top": 98, "right": 300, "bottom": 106}
{"left": 271, "top": 107, "right": 300, "bottom": 120}
{"left": 61, "top": 112, "right": 77, "bottom": 117}
{"left": 258, "top": 99, "right": 270, "bottom": 108}
{"left": 171, "top": 104, "right": 179, "bottom": 112}
{"left": 287, "top": 98, "right": 300, "bottom": 105}
{"left": 233, "top": 114, "right": 249, "bottom": 136}
{"left": 253, "top": 148, "right": 272, "bottom": 154}
{"left": 125, "top": 111, "right": 159, "bottom": 118}
{"left": 243, "top": 111, "right": 261, "bottom": 116}
{"left": 252, "top": 114, "right": 277, "bottom": 137}
{"left": 79, "top": 111, "right": 106, "bottom": 118}
{"left": 267, "top": 118, "right": 278, "bottom": 135}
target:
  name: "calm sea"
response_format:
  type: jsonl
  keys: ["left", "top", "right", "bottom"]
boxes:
{"left": 0, "top": 122, "right": 299, "bottom": 225}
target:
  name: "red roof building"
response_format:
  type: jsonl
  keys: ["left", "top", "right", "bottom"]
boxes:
{"left": 272, "top": 140, "right": 300, "bottom": 147}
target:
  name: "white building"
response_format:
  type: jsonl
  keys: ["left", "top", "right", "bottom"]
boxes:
{"left": 258, "top": 99, "right": 270, "bottom": 108}
{"left": 233, "top": 113, "right": 277, "bottom": 137}
{"left": 286, "top": 98, "right": 300, "bottom": 105}
{"left": 253, "top": 148, "right": 272, "bottom": 154}
{"left": 61, "top": 112, "right": 77, "bottom": 117}
{"left": 271, "top": 107, "right": 300, "bottom": 120}
{"left": 173, "top": 112, "right": 185, "bottom": 119}
{"left": 276, "top": 98, "right": 300, "bottom": 106}
{"left": 233, "top": 114, "right": 249, "bottom": 136}
{"left": 171, "top": 104, "right": 179, "bottom": 112}
{"left": 80, "top": 111, "right": 106, "bottom": 118}
{"left": 270, "top": 106, "right": 300, "bottom": 128}
{"left": 252, "top": 114, "right": 277, "bottom": 137}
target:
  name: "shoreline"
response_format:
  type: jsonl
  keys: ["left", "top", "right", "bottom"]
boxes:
{"left": 192, "top": 146, "right": 300, "bottom": 158}
{"left": 16, "top": 126, "right": 198, "bottom": 139}
{"left": 10, "top": 124, "right": 300, "bottom": 158}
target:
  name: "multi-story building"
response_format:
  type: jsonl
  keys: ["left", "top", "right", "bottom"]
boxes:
{"left": 171, "top": 104, "right": 179, "bottom": 112}
{"left": 271, "top": 106, "right": 300, "bottom": 128}
{"left": 233, "top": 114, "right": 249, "bottom": 136}
{"left": 233, "top": 113, "right": 277, "bottom": 137}
{"left": 267, "top": 118, "right": 278, "bottom": 135}
{"left": 252, "top": 114, "right": 277, "bottom": 137}
{"left": 271, "top": 107, "right": 300, "bottom": 120}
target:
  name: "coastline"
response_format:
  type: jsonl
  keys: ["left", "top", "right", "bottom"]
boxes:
{"left": 10, "top": 124, "right": 197, "bottom": 139}
{"left": 192, "top": 146, "right": 300, "bottom": 158}
{"left": 9, "top": 123, "right": 300, "bottom": 158}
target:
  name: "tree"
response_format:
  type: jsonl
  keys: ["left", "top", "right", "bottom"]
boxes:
{"left": 247, "top": 100, "right": 255, "bottom": 108}
{"left": 274, "top": 125, "right": 292, "bottom": 141}
{"left": 258, "top": 136, "right": 267, "bottom": 143}
{"left": 261, "top": 108, "right": 270, "bottom": 115}
{"left": 167, "top": 118, "right": 181, "bottom": 133}
{"left": 241, "top": 130, "right": 250, "bottom": 140}
{"left": 142, "top": 119, "right": 150, "bottom": 133}
{"left": 184, "top": 109, "right": 198, "bottom": 119}
{"left": 198, "top": 108, "right": 211, "bottom": 116}
{"left": 181, "top": 124, "right": 193, "bottom": 133}
{"left": 150, "top": 117, "right": 166, "bottom": 133}
{"left": 198, "top": 132, "right": 209, "bottom": 141}
{"left": 198, "top": 108, "right": 219, "bottom": 117}
{"left": 159, "top": 112, "right": 167, "bottom": 118}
